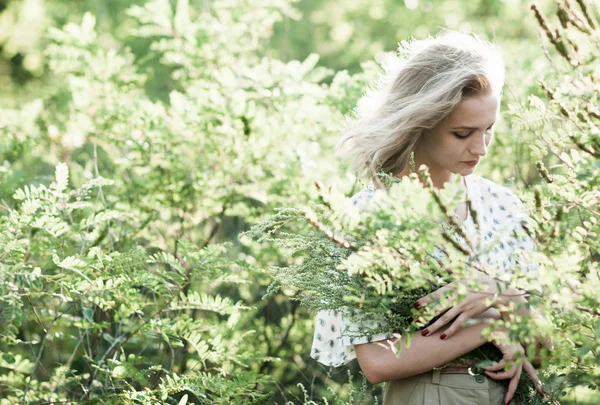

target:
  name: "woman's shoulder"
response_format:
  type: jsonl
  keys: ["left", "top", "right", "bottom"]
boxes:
{"left": 469, "top": 175, "right": 530, "bottom": 221}
{"left": 349, "top": 185, "right": 377, "bottom": 209}
{"left": 470, "top": 175, "right": 523, "bottom": 206}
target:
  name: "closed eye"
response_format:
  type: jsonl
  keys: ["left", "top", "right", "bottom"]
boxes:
{"left": 453, "top": 132, "right": 472, "bottom": 139}
{"left": 453, "top": 126, "right": 494, "bottom": 139}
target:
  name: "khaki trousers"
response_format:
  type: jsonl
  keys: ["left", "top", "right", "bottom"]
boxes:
{"left": 383, "top": 369, "right": 507, "bottom": 405}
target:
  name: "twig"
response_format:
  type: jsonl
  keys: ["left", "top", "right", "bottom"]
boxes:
{"left": 305, "top": 211, "right": 357, "bottom": 251}
{"left": 21, "top": 316, "right": 59, "bottom": 404}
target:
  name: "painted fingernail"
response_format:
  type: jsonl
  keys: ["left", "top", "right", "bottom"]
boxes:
{"left": 440, "top": 333, "right": 447, "bottom": 340}
{"left": 413, "top": 302, "right": 421, "bottom": 309}
{"left": 421, "top": 329, "right": 429, "bottom": 337}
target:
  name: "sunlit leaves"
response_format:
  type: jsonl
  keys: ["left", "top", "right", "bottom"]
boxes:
{"left": 169, "top": 291, "right": 249, "bottom": 314}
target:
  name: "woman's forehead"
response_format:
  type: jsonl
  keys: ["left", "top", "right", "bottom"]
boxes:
{"left": 447, "top": 94, "right": 501, "bottom": 127}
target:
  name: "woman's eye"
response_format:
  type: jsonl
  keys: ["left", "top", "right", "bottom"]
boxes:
{"left": 453, "top": 132, "right": 471, "bottom": 139}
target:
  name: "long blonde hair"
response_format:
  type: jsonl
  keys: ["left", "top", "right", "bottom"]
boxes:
{"left": 337, "top": 31, "right": 505, "bottom": 186}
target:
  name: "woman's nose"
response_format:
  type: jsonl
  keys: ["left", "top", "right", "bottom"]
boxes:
{"left": 470, "top": 134, "right": 488, "bottom": 157}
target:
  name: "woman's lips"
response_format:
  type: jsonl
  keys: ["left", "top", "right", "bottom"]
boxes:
{"left": 463, "top": 160, "right": 479, "bottom": 167}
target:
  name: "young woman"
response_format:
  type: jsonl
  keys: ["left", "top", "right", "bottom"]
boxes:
{"left": 311, "top": 32, "right": 550, "bottom": 405}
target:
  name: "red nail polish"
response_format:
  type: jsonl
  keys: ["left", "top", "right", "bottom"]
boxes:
{"left": 413, "top": 302, "right": 421, "bottom": 309}
{"left": 421, "top": 329, "right": 429, "bottom": 337}
{"left": 440, "top": 333, "right": 447, "bottom": 340}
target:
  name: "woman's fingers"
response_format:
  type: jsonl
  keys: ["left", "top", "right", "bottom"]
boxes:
{"left": 484, "top": 359, "right": 506, "bottom": 371}
{"left": 523, "top": 359, "right": 545, "bottom": 393}
{"left": 484, "top": 369, "right": 514, "bottom": 380}
{"left": 485, "top": 361, "right": 518, "bottom": 380}
{"left": 438, "top": 313, "right": 471, "bottom": 339}
{"left": 485, "top": 358, "right": 545, "bottom": 405}
{"left": 414, "top": 284, "right": 452, "bottom": 309}
{"left": 420, "top": 306, "right": 460, "bottom": 336}
{"left": 504, "top": 364, "right": 522, "bottom": 405}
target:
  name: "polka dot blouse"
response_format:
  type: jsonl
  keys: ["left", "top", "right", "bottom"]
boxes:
{"left": 310, "top": 174, "right": 538, "bottom": 367}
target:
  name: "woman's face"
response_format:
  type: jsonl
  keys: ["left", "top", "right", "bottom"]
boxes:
{"left": 416, "top": 92, "right": 500, "bottom": 179}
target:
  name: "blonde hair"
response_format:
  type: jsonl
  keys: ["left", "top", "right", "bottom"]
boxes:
{"left": 337, "top": 31, "right": 505, "bottom": 186}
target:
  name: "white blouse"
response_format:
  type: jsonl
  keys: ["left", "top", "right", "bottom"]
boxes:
{"left": 310, "top": 174, "right": 538, "bottom": 367}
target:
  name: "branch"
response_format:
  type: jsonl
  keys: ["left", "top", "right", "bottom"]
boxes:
{"left": 305, "top": 211, "right": 357, "bottom": 251}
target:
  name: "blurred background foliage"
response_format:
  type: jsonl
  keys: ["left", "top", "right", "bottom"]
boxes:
{"left": 0, "top": 0, "right": 598, "bottom": 403}
{"left": 1, "top": 0, "right": 560, "bottom": 185}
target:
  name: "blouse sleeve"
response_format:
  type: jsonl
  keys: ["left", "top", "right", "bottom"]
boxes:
{"left": 310, "top": 187, "right": 395, "bottom": 367}
{"left": 311, "top": 310, "right": 395, "bottom": 367}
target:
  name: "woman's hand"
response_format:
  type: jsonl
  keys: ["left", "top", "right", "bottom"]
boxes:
{"left": 485, "top": 326, "right": 545, "bottom": 405}
{"left": 414, "top": 274, "right": 523, "bottom": 339}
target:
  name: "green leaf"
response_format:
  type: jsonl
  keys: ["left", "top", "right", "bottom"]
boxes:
{"left": 174, "top": 0, "right": 189, "bottom": 32}
{"left": 577, "top": 341, "right": 595, "bottom": 357}
{"left": 2, "top": 353, "right": 16, "bottom": 364}
{"left": 54, "top": 255, "right": 86, "bottom": 271}
{"left": 111, "top": 365, "right": 127, "bottom": 379}
{"left": 299, "top": 53, "right": 320, "bottom": 78}
{"left": 82, "top": 307, "right": 94, "bottom": 322}
{"left": 53, "top": 162, "right": 69, "bottom": 193}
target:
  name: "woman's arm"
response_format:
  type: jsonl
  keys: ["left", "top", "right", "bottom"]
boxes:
{"left": 356, "top": 308, "right": 544, "bottom": 405}
{"left": 355, "top": 321, "right": 490, "bottom": 384}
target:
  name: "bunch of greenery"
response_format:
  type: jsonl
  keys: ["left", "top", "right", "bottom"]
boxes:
{"left": 246, "top": 168, "right": 563, "bottom": 405}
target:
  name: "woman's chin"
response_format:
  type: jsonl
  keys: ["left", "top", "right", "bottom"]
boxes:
{"left": 455, "top": 166, "right": 476, "bottom": 176}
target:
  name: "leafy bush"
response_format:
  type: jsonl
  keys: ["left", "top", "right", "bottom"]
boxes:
{"left": 0, "top": 0, "right": 367, "bottom": 402}
{"left": 1, "top": 0, "right": 599, "bottom": 404}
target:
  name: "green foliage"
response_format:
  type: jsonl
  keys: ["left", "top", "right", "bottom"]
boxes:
{"left": 269, "top": 0, "right": 554, "bottom": 74}
{"left": 0, "top": 163, "right": 272, "bottom": 403}
{"left": 0, "top": 0, "right": 357, "bottom": 402}
{"left": 510, "top": 1, "right": 600, "bottom": 402}
{"left": 1, "top": 0, "right": 599, "bottom": 403}
{"left": 0, "top": 0, "right": 380, "bottom": 401}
